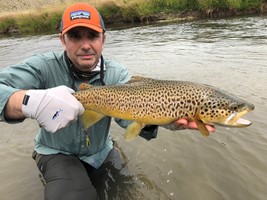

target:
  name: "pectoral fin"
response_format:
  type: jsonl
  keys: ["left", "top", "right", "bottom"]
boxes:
{"left": 124, "top": 122, "right": 145, "bottom": 141}
{"left": 195, "top": 119, "right": 209, "bottom": 137}
{"left": 81, "top": 110, "right": 105, "bottom": 129}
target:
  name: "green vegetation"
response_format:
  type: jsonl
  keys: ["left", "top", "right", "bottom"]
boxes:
{"left": 0, "top": 0, "right": 264, "bottom": 36}
{"left": 16, "top": 11, "right": 63, "bottom": 34}
{"left": 0, "top": 6, "right": 65, "bottom": 35}
{"left": 99, "top": 0, "right": 263, "bottom": 18}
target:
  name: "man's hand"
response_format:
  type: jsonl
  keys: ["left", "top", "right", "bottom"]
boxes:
{"left": 161, "top": 118, "right": 215, "bottom": 133}
{"left": 22, "top": 86, "right": 84, "bottom": 133}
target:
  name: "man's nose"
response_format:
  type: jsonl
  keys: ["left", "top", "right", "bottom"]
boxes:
{"left": 80, "top": 38, "right": 92, "bottom": 50}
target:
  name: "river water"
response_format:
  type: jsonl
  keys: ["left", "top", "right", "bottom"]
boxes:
{"left": 0, "top": 16, "right": 267, "bottom": 200}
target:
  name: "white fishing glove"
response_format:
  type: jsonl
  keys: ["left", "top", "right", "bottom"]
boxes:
{"left": 22, "top": 86, "right": 84, "bottom": 133}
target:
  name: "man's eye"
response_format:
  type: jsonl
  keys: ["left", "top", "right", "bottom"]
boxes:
{"left": 67, "top": 30, "right": 100, "bottom": 40}
{"left": 68, "top": 32, "right": 81, "bottom": 39}
{"left": 87, "top": 32, "right": 99, "bottom": 40}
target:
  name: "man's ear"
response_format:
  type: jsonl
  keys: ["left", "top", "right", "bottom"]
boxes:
{"left": 60, "top": 34, "right": 66, "bottom": 46}
{"left": 102, "top": 33, "right": 106, "bottom": 44}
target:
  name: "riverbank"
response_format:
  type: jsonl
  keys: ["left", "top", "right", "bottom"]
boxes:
{"left": 0, "top": 0, "right": 267, "bottom": 36}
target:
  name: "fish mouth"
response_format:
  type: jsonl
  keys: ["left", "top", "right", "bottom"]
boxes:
{"left": 223, "top": 108, "right": 253, "bottom": 127}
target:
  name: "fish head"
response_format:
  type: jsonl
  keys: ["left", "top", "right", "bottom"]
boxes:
{"left": 196, "top": 90, "right": 254, "bottom": 127}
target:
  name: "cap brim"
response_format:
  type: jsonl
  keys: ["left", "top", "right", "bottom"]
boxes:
{"left": 61, "top": 23, "right": 103, "bottom": 35}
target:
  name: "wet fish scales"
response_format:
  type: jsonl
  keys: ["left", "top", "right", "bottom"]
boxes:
{"left": 74, "top": 76, "right": 254, "bottom": 140}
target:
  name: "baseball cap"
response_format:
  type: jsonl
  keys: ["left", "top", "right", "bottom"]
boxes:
{"left": 60, "top": 2, "right": 105, "bottom": 35}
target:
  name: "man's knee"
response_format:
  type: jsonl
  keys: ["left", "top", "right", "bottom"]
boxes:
{"left": 33, "top": 153, "right": 98, "bottom": 200}
{"left": 44, "top": 178, "right": 97, "bottom": 200}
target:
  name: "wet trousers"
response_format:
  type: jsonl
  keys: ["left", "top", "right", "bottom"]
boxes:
{"left": 32, "top": 147, "right": 126, "bottom": 200}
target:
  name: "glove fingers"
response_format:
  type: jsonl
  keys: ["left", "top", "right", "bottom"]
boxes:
{"left": 22, "top": 86, "right": 84, "bottom": 133}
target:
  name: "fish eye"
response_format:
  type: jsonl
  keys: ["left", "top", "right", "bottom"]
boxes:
{"left": 229, "top": 103, "right": 240, "bottom": 110}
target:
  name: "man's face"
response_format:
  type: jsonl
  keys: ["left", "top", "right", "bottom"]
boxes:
{"left": 60, "top": 26, "right": 106, "bottom": 72}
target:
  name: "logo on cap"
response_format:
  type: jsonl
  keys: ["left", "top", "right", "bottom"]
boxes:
{"left": 70, "top": 10, "right": 90, "bottom": 20}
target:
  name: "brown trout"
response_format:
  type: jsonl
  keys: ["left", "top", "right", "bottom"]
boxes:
{"left": 74, "top": 76, "right": 254, "bottom": 140}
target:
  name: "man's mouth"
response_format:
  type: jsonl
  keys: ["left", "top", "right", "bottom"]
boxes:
{"left": 78, "top": 54, "right": 94, "bottom": 59}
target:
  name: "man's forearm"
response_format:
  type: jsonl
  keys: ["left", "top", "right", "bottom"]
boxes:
{"left": 4, "top": 90, "right": 27, "bottom": 120}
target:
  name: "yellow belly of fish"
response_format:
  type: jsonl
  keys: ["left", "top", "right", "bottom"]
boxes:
{"left": 82, "top": 104, "right": 180, "bottom": 140}
{"left": 85, "top": 104, "right": 179, "bottom": 125}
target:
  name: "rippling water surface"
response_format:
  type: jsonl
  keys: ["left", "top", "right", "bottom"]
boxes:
{"left": 0, "top": 16, "right": 267, "bottom": 200}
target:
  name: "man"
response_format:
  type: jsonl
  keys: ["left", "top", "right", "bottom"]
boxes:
{"left": 0, "top": 2, "right": 215, "bottom": 200}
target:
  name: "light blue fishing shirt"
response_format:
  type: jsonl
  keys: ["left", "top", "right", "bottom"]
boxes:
{"left": 0, "top": 52, "right": 157, "bottom": 168}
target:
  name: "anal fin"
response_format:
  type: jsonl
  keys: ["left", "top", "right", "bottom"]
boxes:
{"left": 81, "top": 110, "right": 105, "bottom": 129}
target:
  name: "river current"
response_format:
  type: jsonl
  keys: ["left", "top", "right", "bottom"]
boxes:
{"left": 0, "top": 16, "right": 267, "bottom": 200}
